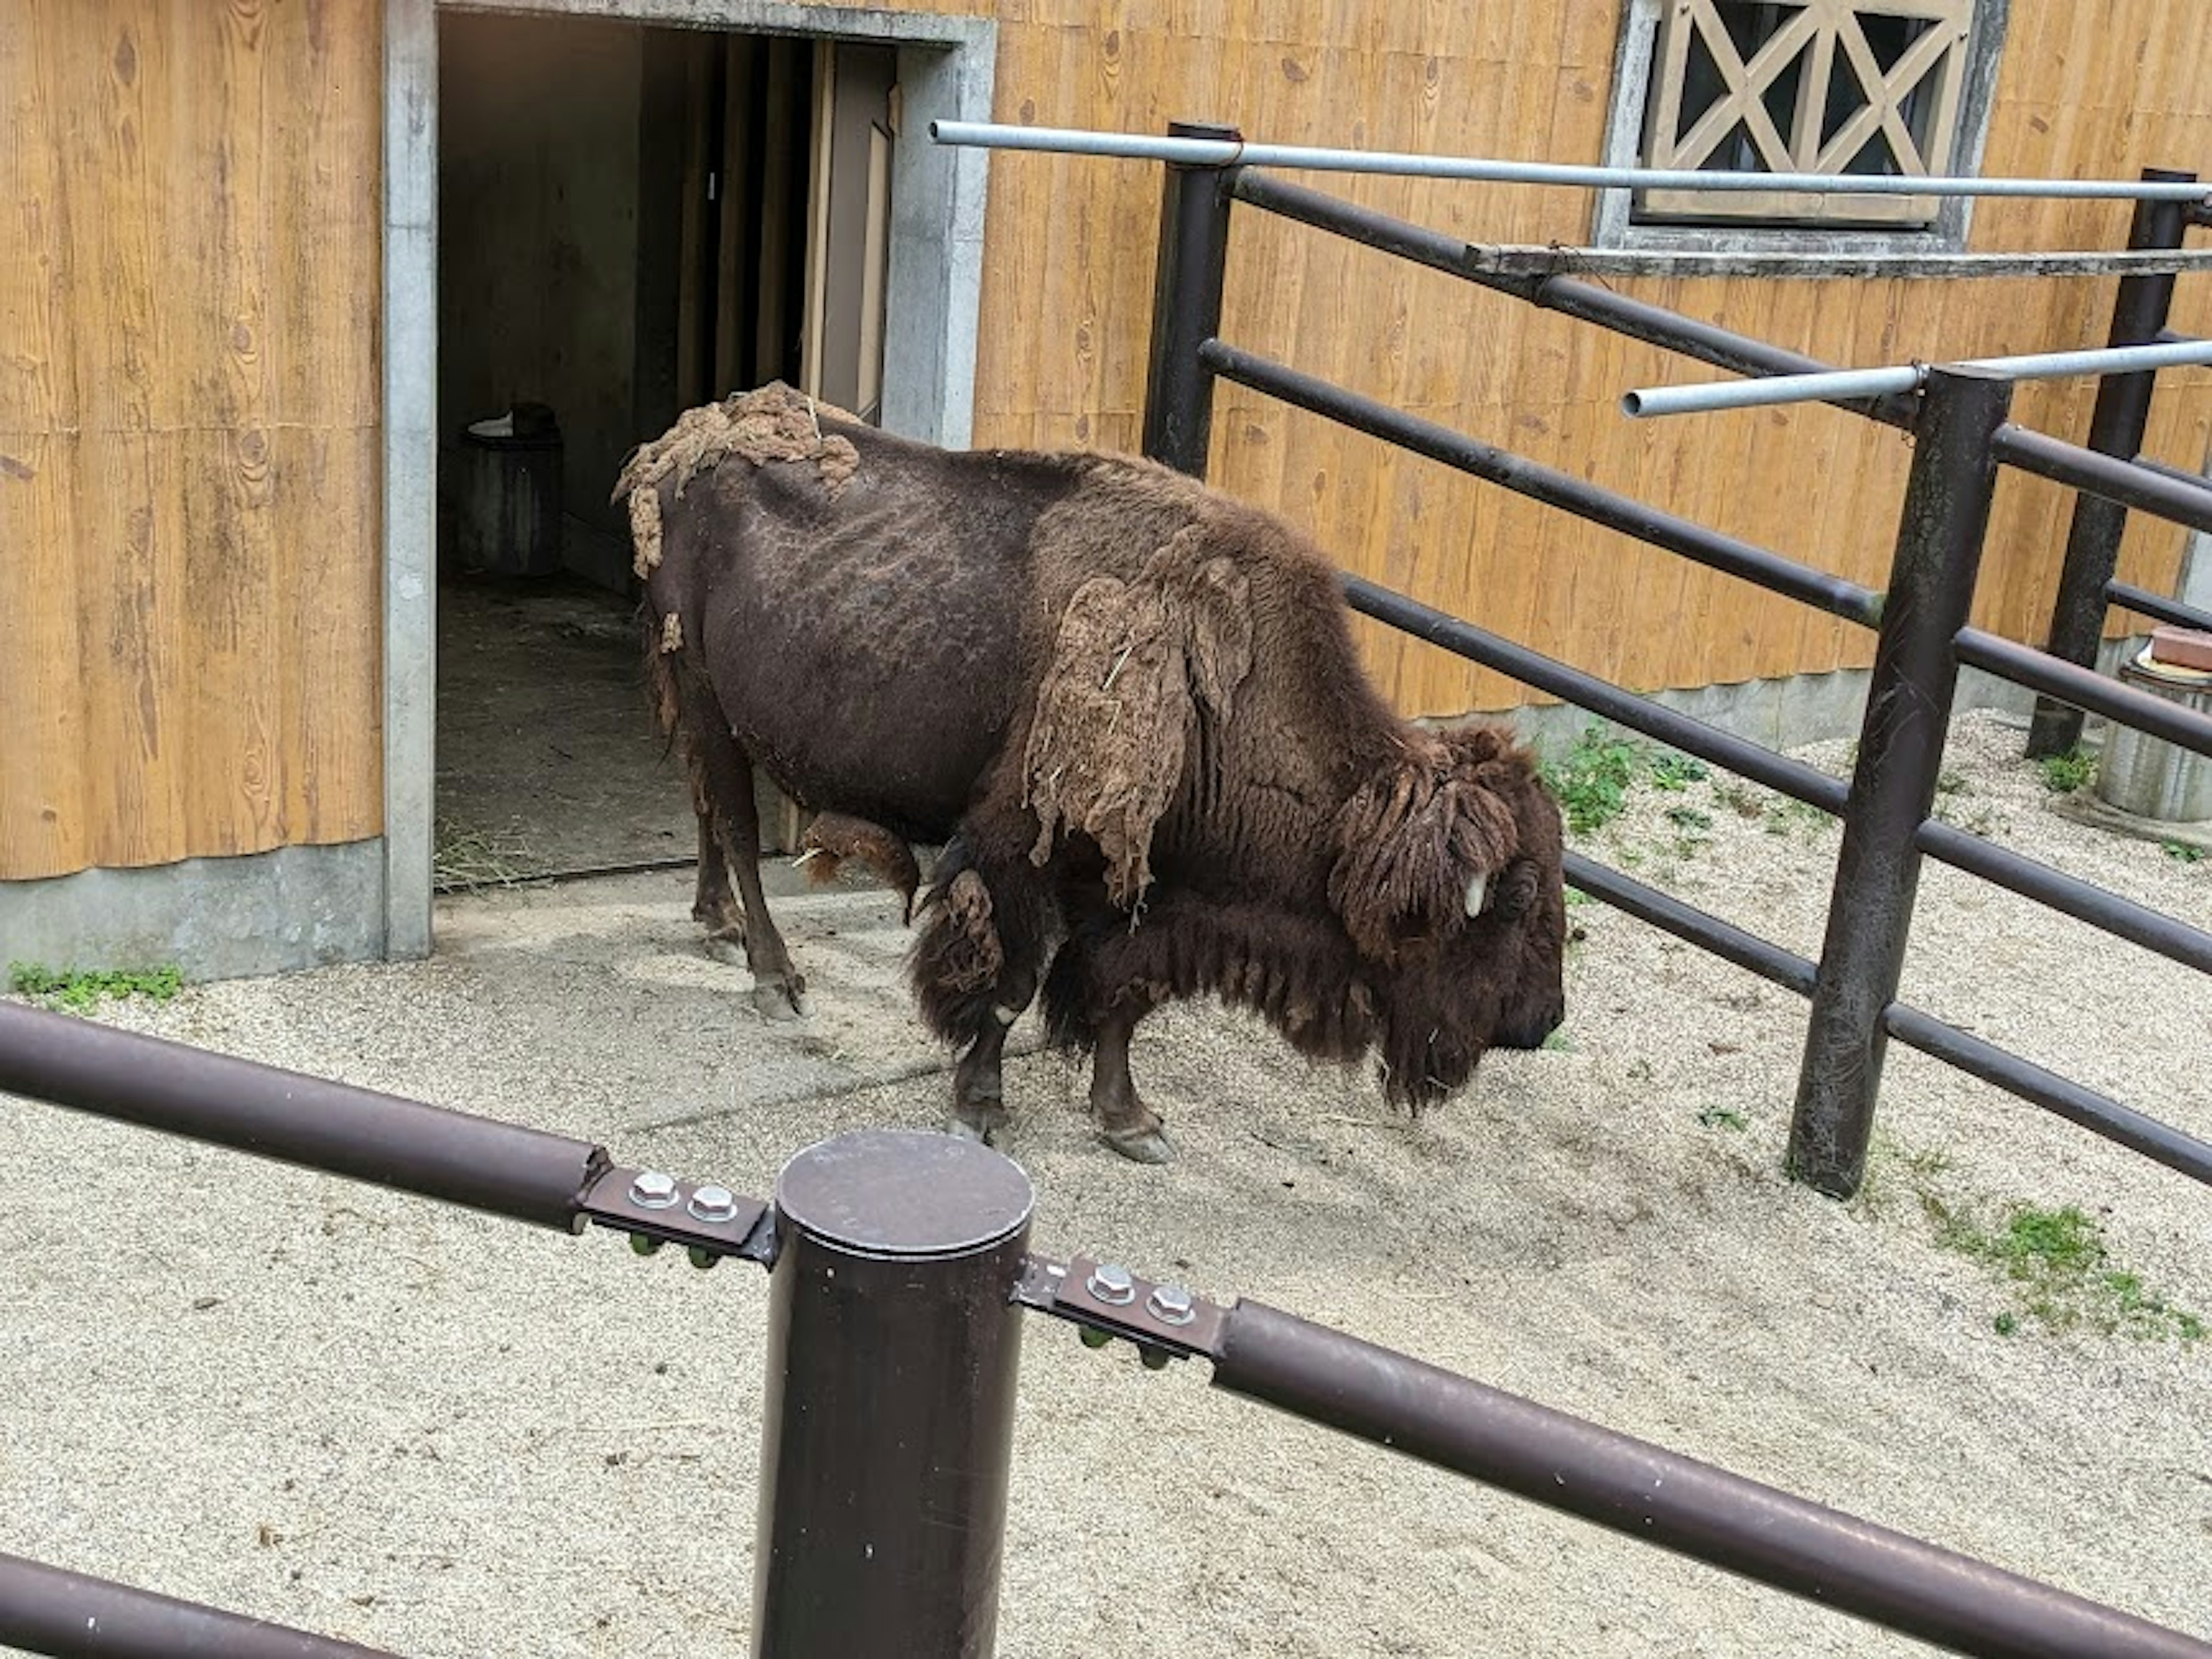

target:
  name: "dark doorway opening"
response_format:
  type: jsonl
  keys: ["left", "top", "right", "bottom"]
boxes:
{"left": 432, "top": 10, "right": 895, "bottom": 887}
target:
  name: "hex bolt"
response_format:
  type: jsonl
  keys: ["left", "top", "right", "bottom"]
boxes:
{"left": 688, "top": 1184, "right": 740, "bottom": 1224}
{"left": 628, "top": 1171, "right": 680, "bottom": 1210}
{"left": 1085, "top": 1263, "right": 1137, "bottom": 1306}
{"left": 1147, "top": 1283, "right": 1196, "bottom": 1325}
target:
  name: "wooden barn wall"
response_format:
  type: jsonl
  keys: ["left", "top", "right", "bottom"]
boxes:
{"left": 0, "top": 1, "right": 383, "bottom": 882}
{"left": 953, "top": 0, "right": 2212, "bottom": 716}
{"left": 3, "top": 1, "right": 2205, "bottom": 888}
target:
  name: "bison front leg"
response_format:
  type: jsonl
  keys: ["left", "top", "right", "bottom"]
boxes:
{"left": 910, "top": 835, "right": 1044, "bottom": 1144}
{"left": 1085, "top": 1006, "right": 1173, "bottom": 1165}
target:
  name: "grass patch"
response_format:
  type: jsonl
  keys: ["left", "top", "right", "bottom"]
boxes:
{"left": 9, "top": 961, "right": 185, "bottom": 1012}
{"left": 2035, "top": 747, "right": 2096, "bottom": 795}
{"left": 2162, "top": 840, "right": 2205, "bottom": 865}
{"left": 1649, "top": 753, "right": 1710, "bottom": 792}
{"left": 1664, "top": 805, "right": 1714, "bottom": 833}
{"left": 1924, "top": 1198, "right": 2203, "bottom": 1343}
{"left": 1763, "top": 796, "right": 1833, "bottom": 837}
{"left": 1540, "top": 724, "right": 1642, "bottom": 836}
{"left": 1697, "top": 1104, "right": 1748, "bottom": 1131}
{"left": 1540, "top": 1027, "right": 1576, "bottom": 1054}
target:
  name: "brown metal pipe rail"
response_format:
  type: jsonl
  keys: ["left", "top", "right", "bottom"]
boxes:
{"left": 1231, "top": 168, "right": 1923, "bottom": 427}
{"left": 0, "top": 1551, "right": 404, "bottom": 1659}
{"left": 0, "top": 999, "right": 609, "bottom": 1230}
{"left": 1206, "top": 339, "right": 1885, "bottom": 625}
{"left": 1233, "top": 169, "right": 2212, "bottom": 536}
{"left": 1993, "top": 425, "right": 2212, "bottom": 535}
{"left": 1956, "top": 626, "right": 2212, "bottom": 758}
{"left": 2106, "top": 578, "right": 2212, "bottom": 632}
{"left": 1190, "top": 1298, "right": 2212, "bottom": 1659}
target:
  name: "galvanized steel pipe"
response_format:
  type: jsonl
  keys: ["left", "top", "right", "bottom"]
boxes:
{"left": 1623, "top": 337, "right": 2212, "bottom": 419}
{"left": 928, "top": 121, "right": 2212, "bottom": 205}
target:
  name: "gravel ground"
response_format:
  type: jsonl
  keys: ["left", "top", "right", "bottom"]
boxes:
{"left": 3, "top": 709, "right": 2208, "bottom": 1657}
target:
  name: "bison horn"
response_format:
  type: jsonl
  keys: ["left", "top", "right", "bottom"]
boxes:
{"left": 1464, "top": 873, "right": 1489, "bottom": 918}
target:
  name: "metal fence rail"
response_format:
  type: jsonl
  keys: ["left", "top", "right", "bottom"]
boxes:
{"left": 929, "top": 119, "right": 2212, "bottom": 205}
{"left": 1126, "top": 124, "right": 2211, "bottom": 1197}
{"left": 3, "top": 999, "right": 2208, "bottom": 1658}
{"left": 0, "top": 1551, "right": 403, "bottom": 1659}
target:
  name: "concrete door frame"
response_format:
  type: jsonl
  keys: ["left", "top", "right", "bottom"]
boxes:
{"left": 381, "top": 0, "right": 996, "bottom": 959}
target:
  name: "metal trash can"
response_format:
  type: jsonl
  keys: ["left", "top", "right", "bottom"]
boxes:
{"left": 454, "top": 402, "right": 562, "bottom": 577}
{"left": 2094, "top": 642, "right": 2212, "bottom": 824}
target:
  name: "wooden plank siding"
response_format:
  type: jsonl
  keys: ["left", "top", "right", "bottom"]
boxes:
{"left": 0, "top": 1, "right": 381, "bottom": 881}
{"left": 965, "top": 0, "right": 2212, "bottom": 716}
{"left": 2, "top": 0, "right": 2206, "bottom": 886}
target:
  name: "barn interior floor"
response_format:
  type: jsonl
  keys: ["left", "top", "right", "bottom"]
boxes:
{"left": 434, "top": 573, "right": 695, "bottom": 885}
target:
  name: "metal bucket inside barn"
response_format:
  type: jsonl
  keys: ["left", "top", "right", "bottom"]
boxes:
{"left": 454, "top": 403, "right": 563, "bottom": 578}
{"left": 2094, "top": 644, "right": 2212, "bottom": 824}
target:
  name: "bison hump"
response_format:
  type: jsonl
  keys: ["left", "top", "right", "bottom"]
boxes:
{"left": 1021, "top": 528, "right": 1253, "bottom": 908}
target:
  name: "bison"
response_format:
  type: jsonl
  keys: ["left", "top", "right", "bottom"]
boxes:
{"left": 616, "top": 382, "right": 1566, "bottom": 1163}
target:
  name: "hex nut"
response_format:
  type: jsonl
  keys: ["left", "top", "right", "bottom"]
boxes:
{"left": 628, "top": 1171, "right": 680, "bottom": 1210}
{"left": 1147, "top": 1283, "right": 1197, "bottom": 1325}
{"left": 688, "top": 1183, "right": 740, "bottom": 1224}
{"left": 1086, "top": 1262, "right": 1137, "bottom": 1306}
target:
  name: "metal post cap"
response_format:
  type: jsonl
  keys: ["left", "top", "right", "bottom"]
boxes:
{"left": 774, "top": 1128, "right": 1035, "bottom": 1258}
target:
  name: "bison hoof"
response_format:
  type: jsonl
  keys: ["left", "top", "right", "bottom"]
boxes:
{"left": 946, "top": 1115, "right": 995, "bottom": 1146}
{"left": 752, "top": 978, "right": 808, "bottom": 1021}
{"left": 703, "top": 931, "right": 747, "bottom": 968}
{"left": 1099, "top": 1123, "right": 1175, "bottom": 1165}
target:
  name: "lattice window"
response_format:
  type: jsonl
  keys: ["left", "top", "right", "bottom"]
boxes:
{"left": 1635, "top": 0, "right": 1977, "bottom": 228}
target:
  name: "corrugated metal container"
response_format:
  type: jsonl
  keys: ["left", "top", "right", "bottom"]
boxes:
{"left": 2094, "top": 647, "right": 2212, "bottom": 824}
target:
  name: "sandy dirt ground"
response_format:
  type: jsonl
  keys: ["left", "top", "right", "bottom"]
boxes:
{"left": 3, "top": 709, "right": 2208, "bottom": 1657}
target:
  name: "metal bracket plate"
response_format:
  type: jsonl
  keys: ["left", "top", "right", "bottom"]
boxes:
{"left": 578, "top": 1165, "right": 775, "bottom": 1265}
{"left": 1014, "top": 1252, "right": 1228, "bottom": 1364}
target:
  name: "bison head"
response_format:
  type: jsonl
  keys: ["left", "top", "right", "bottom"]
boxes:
{"left": 1327, "top": 724, "right": 1567, "bottom": 1108}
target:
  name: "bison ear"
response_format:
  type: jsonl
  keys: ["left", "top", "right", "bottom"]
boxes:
{"left": 1327, "top": 737, "right": 1521, "bottom": 961}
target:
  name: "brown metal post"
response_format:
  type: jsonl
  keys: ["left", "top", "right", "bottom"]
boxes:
{"left": 1141, "top": 120, "right": 1242, "bottom": 478}
{"left": 750, "top": 1130, "right": 1035, "bottom": 1658}
{"left": 2024, "top": 166, "right": 2198, "bottom": 759}
{"left": 1790, "top": 367, "right": 2015, "bottom": 1198}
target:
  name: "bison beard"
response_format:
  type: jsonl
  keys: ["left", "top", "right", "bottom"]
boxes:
{"left": 620, "top": 382, "right": 1566, "bottom": 1164}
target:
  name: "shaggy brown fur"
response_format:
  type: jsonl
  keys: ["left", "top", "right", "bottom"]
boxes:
{"left": 1021, "top": 528, "right": 1254, "bottom": 907}
{"left": 617, "top": 381, "right": 1566, "bottom": 1160}
{"left": 613, "top": 385, "right": 861, "bottom": 578}
{"left": 1328, "top": 730, "right": 1524, "bottom": 963}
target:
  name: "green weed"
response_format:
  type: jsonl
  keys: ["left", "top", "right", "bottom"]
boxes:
{"left": 1664, "top": 805, "right": 1714, "bottom": 833}
{"left": 1540, "top": 724, "right": 1642, "bottom": 836}
{"left": 9, "top": 961, "right": 185, "bottom": 1013}
{"left": 1697, "top": 1104, "right": 1749, "bottom": 1131}
{"left": 1650, "top": 753, "right": 1711, "bottom": 792}
{"left": 1925, "top": 1198, "right": 2202, "bottom": 1343}
{"left": 2161, "top": 840, "right": 2205, "bottom": 865}
{"left": 2036, "top": 748, "right": 2096, "bottom": 795}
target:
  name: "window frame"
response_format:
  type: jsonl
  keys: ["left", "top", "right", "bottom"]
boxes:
{"left": 1591, "top": 0, "right": 2013, "bottom": 257}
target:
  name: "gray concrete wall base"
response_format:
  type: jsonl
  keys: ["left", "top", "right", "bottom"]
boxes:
{"left": 1481, "top": 635, "right": 2153, "bottom": 762}
{"left": 0, "top": 842, "right": 388, "bottom": 984}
